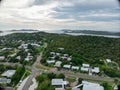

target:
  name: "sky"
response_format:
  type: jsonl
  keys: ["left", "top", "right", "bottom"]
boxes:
{"left": 0, "top": 0, "right": 120, "bottom": 32}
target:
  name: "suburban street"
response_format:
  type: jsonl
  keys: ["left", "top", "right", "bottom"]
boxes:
{"left": 22, "top": 53, "right": 42, "bottom": 90}
{"left": 0, "top": 50, "right": 119, "bottom": 90}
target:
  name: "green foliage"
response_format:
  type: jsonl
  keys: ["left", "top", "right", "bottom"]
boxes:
{"left": 11, "top": 66, "right": 25, "bottom": 86}
{"left": 36, "top": 73, "right": 65, "bottom": 90}
{"left": 104, "top": 68, "right": 120, "bottom": 78}
{"left": 56, "top": 73, "right": 65, "bottom": 79}
{"left": 101, "top": 82, "right": 113, "bottom": 90}
{"left": 0, "top": 65, "right": 16, "bottom": 74}
{"left": 78, "top": 78, "right": 83, "bottom": 84}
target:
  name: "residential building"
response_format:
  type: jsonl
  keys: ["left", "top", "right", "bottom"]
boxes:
{"left": 54, "top": 61, "right": 62, "bottom": 67}
{"left": 47, "top": 60, "right": 55, "bottom": 64}
{"left": 82, "top": 64, "right": 90, "bottom": 68}
{"left": 0, "top": 78, "right": 11, "bottom": 84}
{"left": 92, "top": 67, "right": 100, "bottom": 73}
{"left": 2, "top": 70, "right": 16, "bottom": 77}
{"left": 71, "top": 66, "right": 79, "bottom": 70}
{"left": 106, "top": 59, "right": 111, "bottom": 63}
{"left": 81, "top": 64, "right": 90, "bottom": 72}
{"left": 63, "top": 65, "right": 71, "bottom": 69}
{"left": 82, "top": 81, "right": 104, "bottom": 90}
{"left": 0, "top": 56, "right": 5, "bottom": 60}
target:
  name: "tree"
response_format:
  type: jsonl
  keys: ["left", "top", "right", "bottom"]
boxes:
{"left": 57, "top": 73, "right": 65, "bottom": 79}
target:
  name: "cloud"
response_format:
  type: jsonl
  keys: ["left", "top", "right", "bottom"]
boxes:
{"left": 0, "top": 0, "right": 119, "bottom": 31}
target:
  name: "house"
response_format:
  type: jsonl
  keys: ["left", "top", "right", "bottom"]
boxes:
{"left": 0, "top": 56, "right": 5, "bottom": 60}
{"left": 71, "top": 66, "right": 79, "bottom": 70}
{"left": 92, "top": 67, "right": 100, "bottom": 73}
{"left": 72, "top": 88, "right": 80, "bottom": 90}
{"left": 56, "top": 53, "right": 61, "bottom": 56}
{"left": 82, "top": 81, "right": 104, "bottom": 90}
{"left": 25, "top": 56, "right": 33, "bottom": 61}
{"left": 2, "top": 70, "right": 16, "bottom": 77}
{"left": 61, "top": 56, "right": 67, "bottom": 60}
{"left": 106, "top": 59, "right": 111, "bottom": 63}
{"left": 31, "top": 43, "right": 40, "bottom": 48}
{"left": 18, "top": 44, "right": 28, "bottom": 49}
{"left": 52, "top": 79, "right": 64, "bottom": 86}
{"left": 58, "top": 48, "right": 64, "bottom": 50}
{"left": 63, "top": 54, "right": 69, "bottom": 57}
{"left": 54, "top": 61, "right": 62, "bottom": 67}
{"left": 50, "top": 56, "right": 56, "bottom": 59}
{"left": 9, "top": 53, "right": 16, "bottom": 57}
{"left": 81, "top": 67, "right": 89, "bottom": 72}
{"left": 16, "top": 56, "right": 21, "bottom": 60}
{"left": 0, "top": 78, "right": 11, "bottom": 84}
{"left": 63, "top": 65, "right": 71, "bottom": 69}
{"left": 50, "top": 52, "right": 56, "bottom": 55}
{"left": 47, "top": 60, "right": 55, "bottom": 64}
{"left": 82, "top": 64, "right": 90, "bottom": 68}
{"left": 67, "top": 57, "right": 72, "bottom": 61}
{"left": 81, "top": 64, "right": 90, "bottom": 72}
{"left": 51, "top": 79, "right": 68, "bottom": 86}
{"left": 1, "top": 48, "right": 12, "bottom": 51}
{"left": 55, "top": 88, "right": 65, "bottom": 90}
{"left": 114, "top": 85, "right": 118, "bottom": 90}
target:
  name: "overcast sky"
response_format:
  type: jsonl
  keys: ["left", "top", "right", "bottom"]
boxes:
{"left": 0, "top": 0, "right": 120, "bottom": 32}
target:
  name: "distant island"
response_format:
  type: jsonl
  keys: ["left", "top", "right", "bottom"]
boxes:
{"left": 9, "top": 29, "right": 39, "bottom": 32}
{"left": 62, "top": 29, "right": 120, "bottom": 36}
{"left": 0, "top": 31, "right": 3, "bottom": 33}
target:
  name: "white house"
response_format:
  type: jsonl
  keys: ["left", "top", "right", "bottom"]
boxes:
{"left": 50, "top": 56, "right": 56, "bottom": 59}
{"left": 0, "top": 56, "right": 5, "bottom": 60}
{"left": 18, "top": 44, "right": 28, "bottom": 49}
{"left": 58, "top": 48, "right": 64, "bottom": 50}
{"left": 25, "top": 56, "right": 33, "bottom": 61}
{"left": 92, "top": 67, "right": 100, "bottom": 73}
{"left": 16, "top": 56, "right": 21, "bottom": 60}
{"left": 81, "top": 67, "right": 89, "bottom": 72}
{"left": 82, "top": 81, "right": 104, "bottom": 90}
{"left": 47, "top": 60, "right": 55, "bottom": 64}
{"left": 52, "top": 79, "right": 64, "bottom": 86}
{"left": 54, "top": 61, "right": 62, "bottom": 67}
{"left": 67, "top": 57, "right": 72, "bottom": 61}
{"left": 51, "top": 79, "right": 68, "bottom": 86}
{"left": 81, "top": 64, "right": 90, "bottom": 72}
{"left": 56, "top": 53, "right": 61, "bottom": 56}
{"left": 63, "top": 65, "right": 71, "bottom": 69}
{"left": 31, "top": 43, "right": 40, "bottom": 48}
{"left": 61, "top": 56, "right": 67, "bottom": 60}
{"left": 2, "top": 70, "right": 16, "bottom": 77}
{"left": 114, "top": 85, "right": 118, "bottom": 90}
{"left": 72, "top": 88, "right": 80, "bottom": 90}
{"left": 50, "top": 52, "right": 56, "bottom": 55}
{"left": 55, "top": 88, "right": 65, "bottom": 90}
{"left": 82, "top": 64, "right": 90, "bottom": 68}
{"left": 63, "top": 54, "right": 69, "bottom": 57}
{"left": 71, "top": 66, "right": 79, "bottom": 70}
{"left": 106, "top": 59, "right": 111, "bottom": 63}
{"left": 0, "top": 78, "right": 11, "bottom": 84}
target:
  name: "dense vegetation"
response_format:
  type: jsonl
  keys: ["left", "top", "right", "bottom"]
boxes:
{"left": 11, "top": 66, "right": 25, "bottom": 86}
{"left": 45, "top": 34, "right": 120, "bottom": 66}
{"left": 36, "top": 73, "right": 65, "bottom": 90}
{"left": 0, "top": 32, "right": 120, "bottom": 77}
{"left": 44, "top": 34, "right": 120, "bottom": 77}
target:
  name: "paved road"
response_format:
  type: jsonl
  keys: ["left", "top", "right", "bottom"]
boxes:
{"left": 22, "top": 53, "right": 42, "bottom": 90}
{"left": 54, "top": 70, "right": 115, "bottom": 82}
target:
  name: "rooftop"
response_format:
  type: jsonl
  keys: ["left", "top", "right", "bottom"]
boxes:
{"left": 2, "top": 70, "right": 16, "bottom": 77}
{"left": 82, "top": 81, "right": 104, "bottom": 90}
{"left": 52, "top": 79, "right": 64, "bottom": 86}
